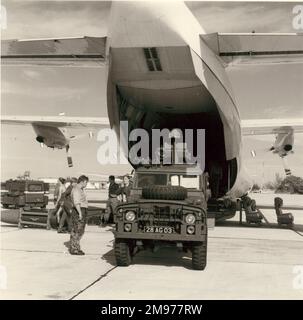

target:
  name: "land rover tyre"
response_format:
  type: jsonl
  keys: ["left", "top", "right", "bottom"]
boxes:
{"left": 49, "top": 210, "right": 58, "bottom": 229}
{"left": 192, "top": 240, "right": 207, "bottom": 270}
{"left": 114, "top": 239, "right": 132, "bottom": 266}
{"left": 2, "top": 204, "right": 9, "bottom": 209}
{"left": 142, "top": 185, "right": 187, "bottom": 200}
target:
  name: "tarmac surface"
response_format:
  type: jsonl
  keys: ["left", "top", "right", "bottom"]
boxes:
{"left": 0, "top": 193, "right": 303, "bottom": 300}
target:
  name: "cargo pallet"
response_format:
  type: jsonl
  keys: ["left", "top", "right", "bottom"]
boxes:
{"left": 18, "top": 208, "right": 51, "bottom": 229}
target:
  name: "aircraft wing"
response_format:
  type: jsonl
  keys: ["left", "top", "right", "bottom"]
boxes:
{"left": 1, "top": 115, "right": 110, "bottom": 128}
{"left": 1, "top": 36, "right": 107, "bottom": 67}
{"left": 201, "top": 33, "right": 303, "bottom": 65}
{"left": 241, "top": 119, "right": 303, "bottom": 135}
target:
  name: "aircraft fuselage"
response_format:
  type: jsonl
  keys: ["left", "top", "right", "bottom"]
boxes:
{"left": 106, "top": 1, "right": 252, "bottom": 199}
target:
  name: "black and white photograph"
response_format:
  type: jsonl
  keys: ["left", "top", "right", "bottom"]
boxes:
{"left": 1, "top": 0, "right": 303, "bottom": 305}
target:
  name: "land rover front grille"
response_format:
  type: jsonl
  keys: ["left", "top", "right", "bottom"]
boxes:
{"left": 138, "top": 206, "right": 182, "bottom": 221}
{"left": 137, "top": 205, "right": 183, "bottom": 233}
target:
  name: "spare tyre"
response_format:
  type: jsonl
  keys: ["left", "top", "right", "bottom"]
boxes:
{"left": 142, "top": 185, "right": 187, "bottom": 200}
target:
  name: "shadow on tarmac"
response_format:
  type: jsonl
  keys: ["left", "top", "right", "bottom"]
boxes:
{"left": 133, "top": 248, "right": 194, "bottom": 270}
{"left": 217, "top": 219, "right": 302, "bottom": 229}
{"left": 217, "top": 220, "right": 303, "bottom": 238}
{"left": 64, "top": 240, "right": 70, "bottom": 249}
{"left": 98, "top": 223, "right": 196, "bottom": 269}
{"left": 0, "top": 224, "right": 19, "bottom": 229}
{"left": 101, "top": 244, "right": 195, "bottom": 270}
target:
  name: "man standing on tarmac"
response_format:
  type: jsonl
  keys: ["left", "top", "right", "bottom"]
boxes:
{"left": 102, "top": 175, "right": 121, "bottom": 225}
{"left": 69, "top": 175, "right": 89, "bottom": 255}
{"left": 57, "top": 177, "right": 78, "bottom": 233}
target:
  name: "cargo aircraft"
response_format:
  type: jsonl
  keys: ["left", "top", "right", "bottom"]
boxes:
{"left": 2, "top": 1, "right": 303, "bottom": 213}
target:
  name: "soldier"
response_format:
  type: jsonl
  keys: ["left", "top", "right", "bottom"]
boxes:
{"left": 121, "top": 175, "right": 132, "bottom": 202}
{"left": 102, "top": 175, "right": 121, "bottom": 225}
{"left": 54, "top": 177, "right": 65, "bottom": 205}
{"left": 55, "top": 177, "right": 66, "bottom": 223}
{"left": 57, "top": 177, "right": 77, "bottom": 233}
{"left": 69, "top": 175, "right": 89, "bottom": 255}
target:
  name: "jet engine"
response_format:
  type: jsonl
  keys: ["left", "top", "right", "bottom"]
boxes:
{"left": 36, "top": 135, "right": 45, "bottom": 144}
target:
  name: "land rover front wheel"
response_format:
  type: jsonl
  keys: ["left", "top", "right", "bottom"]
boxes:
{"left": 114, "top": 239, "right": 132, "bottom": 266}
{"left": 191, "top": 241, "right": 207, "bottom": 270}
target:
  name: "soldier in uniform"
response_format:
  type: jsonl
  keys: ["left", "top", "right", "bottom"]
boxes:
{"left": 57, "top": 177, "right": 77, "bottom": 233}
{"left": 121, "top": 175, "right": 132, "bottom": 202}
{"left": 55, "top": 177, "right": 66, "bottom": 223}
{"left": 102, "top": 175, "right": 121, "bottom": 225}
{"left": 54, "top": 177, "right": 65, "bottom": 205}
{"left": 69, "top": 175, "right": 89, "bottom": 255}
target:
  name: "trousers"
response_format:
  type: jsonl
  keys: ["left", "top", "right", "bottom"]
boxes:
{"left": 70, "top": 208, "right": 87, "bottom": 252}
{"left": 103, "top": 197, "right": 119, "bottom": 223}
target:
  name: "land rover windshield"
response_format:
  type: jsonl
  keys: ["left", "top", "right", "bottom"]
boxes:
{"left": 137, "top": 173, "right": 200, "bottom": 190}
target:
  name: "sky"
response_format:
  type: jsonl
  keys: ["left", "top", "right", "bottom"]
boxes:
{"left": 1, "top": 1, "right": 303, "bottom": 182}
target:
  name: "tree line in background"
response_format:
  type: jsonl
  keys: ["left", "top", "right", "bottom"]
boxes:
{"left": 251, "top": 174, "right": 303, "bottom": 194}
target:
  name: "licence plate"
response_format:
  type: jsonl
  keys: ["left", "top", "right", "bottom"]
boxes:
{"left": 144, "top": 226, "right": 173, "bottom": 234}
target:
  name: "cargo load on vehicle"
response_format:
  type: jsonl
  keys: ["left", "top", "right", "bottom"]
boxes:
{"left": 1, "top": 179, "right": 49, "bottom": 209}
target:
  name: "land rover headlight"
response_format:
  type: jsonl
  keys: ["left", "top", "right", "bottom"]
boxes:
{"left": 185, "top": 213, "right": 196, "bottom": 224}
{"left": 125, "top": 211, "right": 136, "bottom": 222}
